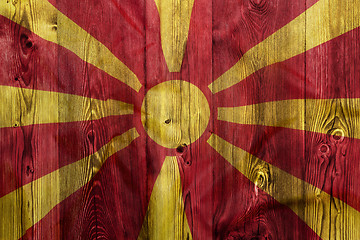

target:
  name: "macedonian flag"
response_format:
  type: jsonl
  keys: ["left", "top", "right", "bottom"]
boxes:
{"left": 0, "top": 0, "right": 360, "bottom": 239}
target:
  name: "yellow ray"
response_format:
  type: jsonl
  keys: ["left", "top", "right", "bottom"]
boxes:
{"left": 209, "top": 0, "right": 360, "bottom": 93}
{"left": 0, "top": 128, "right": 139, "bottom": 240}
{"left": 154, "top": 0, "right": 195, "bottom": 72}
{"left": 137, "top": 156, "right": 192, "bottom": 240}
{"left": 207, "top": 134, "right": 360, "bottom": 240}
{"left": 0, "top": 0, "right": 142, "bottom": 92}
{"left": 0, "top": 85, "right": 133, "bottom": 128}
{"left": 218, "top": 98, "right": 360, "bottom": 139}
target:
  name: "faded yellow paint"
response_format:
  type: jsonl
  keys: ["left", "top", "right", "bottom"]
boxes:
{"left": 0, "top": 128, "right": 139, "bottom": 240}
{"left": 207, "top": 134, "right": 360, "bottom": 240}
{"left": 141, "top": 80, "right": 210, "bottom": 148}
{"left": 154, "top": 0, "right": 195, "bottom": 72}
{"left": 0, "top": 0, "right": 142, "bottom": 91}
{"left": 0, "top": 85, "right": 133, "bottom": 128}
{"left": 209, "top": 0, "right": 360, "bottom": 93}
{"left": 137, "top": 156, "right": 192, "bottom": 240}
{"left": 218, "top": 98, "right": 360, "bottom": 139}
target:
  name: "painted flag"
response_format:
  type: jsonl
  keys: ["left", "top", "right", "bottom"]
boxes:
{"left": 0, "top": 0, "right": 360, "bottom": 239}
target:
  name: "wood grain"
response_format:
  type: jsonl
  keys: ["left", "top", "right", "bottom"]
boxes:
{"left": 208, "top": 133, "right": 360, "bottom": 239}
{"left": 0, "top": 0, "right": 360, "bottom": 239}
{"left": 0, "top": 128, "right": 138, "bottom": 239}
{"left": 0, "top": 0, "right": 142, "bottom": 91}
{"left": 137, "top": 156, "right": 192, "bottom": 240}
{"left": 209, "top": 0, "right": 360, "bottom": 94}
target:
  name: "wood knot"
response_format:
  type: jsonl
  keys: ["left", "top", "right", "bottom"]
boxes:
{"left": 26, "top": 165, "right": 34, "bottom": 176}
{"left": 177, "top": 144, "right": 192, "bottom": 165}
{"left": 250, "top": 0, "right": 262, "bottom": 5}
{"left": 252, "top": 164, "right": 270, "bottom": 191}
{"left": 318, "top": 144, "right": 331, "bottom": 157}
{"left": 254, "top": 171, "right": 267, "bottom": 189}
{"left": 330, "top": 129, "right": 345, "bottom": 143}
{"left": 176, "top": 143, "right": 187, "bottom": 154}
{"left": 87, "top": 131, "right": 95, "bottom": 143}
{"left": 320, "top": 144, "right": 329, "bottom": 153}
{"left": 249, "top": 0, "right": 269, "bottom": 12}
{"left": 20, "top": 33, "right": 34, "bottom": 54}
{"left": 25, "top": 41, "right": 33, "bottom": 48}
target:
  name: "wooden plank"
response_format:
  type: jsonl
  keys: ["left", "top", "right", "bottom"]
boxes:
{"left": 0, "top": 6, "right": 64, "bottom": 239}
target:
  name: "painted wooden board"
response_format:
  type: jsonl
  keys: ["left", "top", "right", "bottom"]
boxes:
{"left": 0, "top": 0, "right": 360, "bottom": 239}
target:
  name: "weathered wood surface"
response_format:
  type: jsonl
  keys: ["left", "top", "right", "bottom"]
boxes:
{"left": 0, "top": 0, "right": 360, "bottom": 239}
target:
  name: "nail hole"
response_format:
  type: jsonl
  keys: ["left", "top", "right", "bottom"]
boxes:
{"left": 164, "top": 119, "right": 171, "bottom": 124}
{"left": 15, "top": 77, "right": 19, "bottom": 81}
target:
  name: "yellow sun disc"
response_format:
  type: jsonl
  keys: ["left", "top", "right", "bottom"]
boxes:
{"left": 141, "top": 80, "right": 210, "bottom": 149}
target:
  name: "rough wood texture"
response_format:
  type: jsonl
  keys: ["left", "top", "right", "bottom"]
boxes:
{"left": 0, "top": 0, "right": 360, "bottom": 239}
